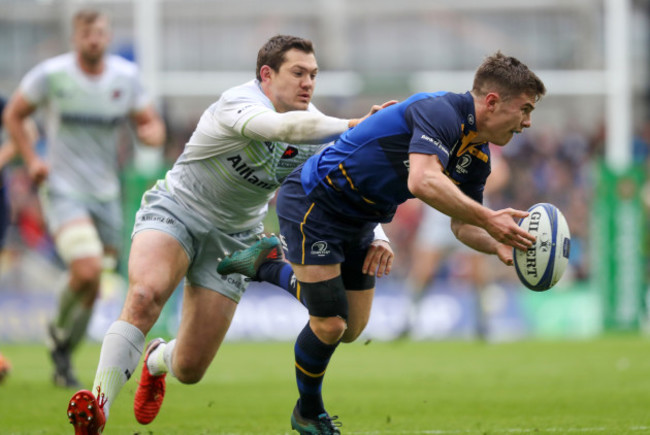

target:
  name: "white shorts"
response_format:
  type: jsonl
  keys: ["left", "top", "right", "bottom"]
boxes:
{"left": 132, "top": 187, "right": 263, "bottom": 303}
{"left": 40, "top": 187, "right": 123, "bottom": 251}
{"left": 414, "top": 206, "right": 468, "bottom": 252}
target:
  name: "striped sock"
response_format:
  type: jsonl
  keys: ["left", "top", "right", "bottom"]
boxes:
{"left": 258, "top": 262, "right": 303, "bottom": 305}
{"left": 294, "top": 323, "right": 339, "bottom": 419}
{"left": 92, "top": 320, "right": 145, "bottom": 418}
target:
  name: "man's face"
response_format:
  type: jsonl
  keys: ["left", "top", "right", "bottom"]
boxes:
{"left": 73, "top": 17, "right": 111, "bottom": 66}
{"left": 264, "top": 48, "right": 318, "bottom": 113}
{"left": 485, "top": 92, "right": 536, "bottom": 146}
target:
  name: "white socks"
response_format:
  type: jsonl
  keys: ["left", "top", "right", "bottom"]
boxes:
{"left": 147, "top": 339, "right": 177, "bottom": 378}
{"left": 92, "top": 320, "right": 145, "bottom": 418}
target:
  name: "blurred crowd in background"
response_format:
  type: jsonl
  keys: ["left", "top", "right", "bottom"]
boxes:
{"left": 3, "top": 113, "right": 649, "bottom": 293}
{"left": 0, "top": 0, "right": 649, "bottom": 341}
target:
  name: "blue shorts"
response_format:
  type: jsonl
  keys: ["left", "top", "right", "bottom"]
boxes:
{"left": 277, "top": 169, "right": 376, "bottom": 268}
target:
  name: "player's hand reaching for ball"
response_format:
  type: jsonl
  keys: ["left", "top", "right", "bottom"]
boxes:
{"left": 485, "top": 208, "right": 536, "bottom": 252}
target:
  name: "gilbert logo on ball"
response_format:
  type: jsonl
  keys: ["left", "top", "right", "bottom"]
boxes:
{"left": 513, "top": 203, "right": 571, "bottom": 291}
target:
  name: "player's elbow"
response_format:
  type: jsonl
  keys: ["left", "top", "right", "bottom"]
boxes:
{"left": 450, "top": 218, "right": 464, "bottom": 240}
{"left": 2, "top": 105, "right": 19, "bottom": 133}
{"left": 407, "top": 169, "right": 438, "bottom": 200}
{"left": 273, "top": 122, "right": 301, "bottom": 143}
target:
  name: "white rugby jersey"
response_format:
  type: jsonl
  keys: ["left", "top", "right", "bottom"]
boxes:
{"left": 20, "top": 52, "right": 150, "bottom": 200}
{"left": 161, "top": 79, "right": 330, "bottom": 233}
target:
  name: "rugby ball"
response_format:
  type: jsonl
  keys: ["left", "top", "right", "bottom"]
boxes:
{"left": 513, "top": 203, "right": 571, "bottom": 291}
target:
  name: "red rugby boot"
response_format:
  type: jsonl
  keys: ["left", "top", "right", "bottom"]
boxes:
{"left": 67, "top": 388, "right": 106, "bottom": 434}
{"left": 134, "top": 338, "right": 167, "bottom": 424}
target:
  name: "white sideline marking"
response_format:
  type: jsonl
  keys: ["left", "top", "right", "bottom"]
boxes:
{"left": 348, "top": 427, "right": 650, "bottom": 434}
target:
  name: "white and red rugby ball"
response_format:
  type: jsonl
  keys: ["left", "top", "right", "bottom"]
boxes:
{"left": 513, "top": 203, "right": 571, "bottom": 292}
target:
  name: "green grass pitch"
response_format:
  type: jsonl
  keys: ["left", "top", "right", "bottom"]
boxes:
{"left": 1, "top": 335, "right": 649, "bottom": 434}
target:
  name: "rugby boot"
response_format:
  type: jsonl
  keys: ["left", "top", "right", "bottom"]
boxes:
{"left": 217, "top": 235, "right": 283, "bottom": 279}
{"left": 134, "top": 338, "right": 167, "bottom": 424}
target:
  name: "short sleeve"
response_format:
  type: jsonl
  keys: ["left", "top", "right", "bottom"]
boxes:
{"left": 19, "top": 63, "right": 49, "bottom": 106}
{"left": 404, "top": 97, "right": 459, "bottom": 167}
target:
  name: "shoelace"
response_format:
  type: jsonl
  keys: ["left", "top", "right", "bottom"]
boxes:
{"left": 96, "top": 386, "right": 107, "bottom": 410}
{"left": 318, "top": 414, "right": 342, "bottom": 434}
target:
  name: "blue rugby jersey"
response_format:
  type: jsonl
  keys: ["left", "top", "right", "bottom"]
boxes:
{"left": 300, "top": 91, "right": 491, "bottom": 223}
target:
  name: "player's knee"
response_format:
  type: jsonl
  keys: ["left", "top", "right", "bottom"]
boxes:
{"left": 173, "top": 356, "right": 207, "bottom": 384}
{"left": 122, "top": 282, "right": 167, "bottom": 328}
{"left": 174, "top": 367, "right": 204, "bottom": 385}
{"left": 69, "top": 257, "right": 102, "bottom": 291}
{"left": 56, "top": 223, "right": 103, "bottom": 266}
{"left": 299, "top": 276, "right": 349, "bottom": 344}
{"left": 340, "top": 309, "right": 371, "bottom": 343}
{"left": 340, "top": 322, "right": 366, "bottom": 343}
{"left": 311, "top": 316, "right": 347, "bottom": 344}
{"left": 300, "top": 276, "right": 348, "bottom": 318}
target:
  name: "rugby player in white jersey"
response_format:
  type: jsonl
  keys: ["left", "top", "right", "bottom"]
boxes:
{"left": 64, "top": 34, "right": 394, "bottom": 434}
{"left": 3, "top": 9, "right": 165, "bottom": 390}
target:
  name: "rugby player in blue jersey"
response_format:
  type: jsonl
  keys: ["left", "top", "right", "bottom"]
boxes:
{"left": 220, "top": 51, "right": 546, "bottom": 434}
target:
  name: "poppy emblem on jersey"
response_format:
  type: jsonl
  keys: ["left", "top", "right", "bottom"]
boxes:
{"left": 281, "top": 146, "right": 298, "bottom": 159}
{"left": 112, "top": 89, "right": 122, "bottom": 100}
{"left": 310, "top": 241, "right": 330, "bottom": 257}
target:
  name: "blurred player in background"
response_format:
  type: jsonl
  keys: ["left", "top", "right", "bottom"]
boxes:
{"left": 0, "top": 94, "right": 38, "bottom": 384}
{"left": 224, "top": 51, "right": 545, "bottom": 433}
{"left": 66, "top": 34, "right": 393, "bottom": 434}
{"left": 3, "top": 9, "right": 166, "bottom": 389}
{"left": 402, "top": 150, "right": 511, "bottom": 339}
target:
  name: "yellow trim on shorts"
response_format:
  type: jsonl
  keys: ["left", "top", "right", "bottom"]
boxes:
{"left": 300, "top": 203, "right": 316, "bottom": 264}
{"left": 296, "top": 282, "right": 301, "bottom": 302}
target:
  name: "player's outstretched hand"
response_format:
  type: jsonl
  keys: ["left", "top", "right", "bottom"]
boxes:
{"left": 362, "top": 239, "right": 394, "bottom": 277}
{"left": 349, "top": 100, "right": 398, "bottom": 128}
{"left": 486, "top": 208, "right": 535, "bottom": 252}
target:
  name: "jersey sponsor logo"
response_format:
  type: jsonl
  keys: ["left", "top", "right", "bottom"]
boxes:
{"left": 218, "top": 274, "right": 247, "bottom": 291}
{"left": 310, "top": 241, "right": 330, "bottom": 257}
{"left": 281, "top": 146, "right": 298, "bottom": 159}
{"left": 226, "top": 155, "right": 274, "bottom": 190}
{"left": 237, "top": 104, "right": 253, "bottom": 114}
{"left": 421, "top": 134, "right": 448, "bottom": 156}
{"left": 61, "top": 112, "right": 125, "bottom": 127}
{"left": 455, "top": 154, "right": 472, "bottom": 174}
{"left": 139, "top": 214, "right": 176, "bottom": 225}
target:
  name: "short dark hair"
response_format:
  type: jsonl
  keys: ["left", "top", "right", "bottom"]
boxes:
{"left": 472, "top": 51, "right": 546, "bottom": 102}
{"left": 256, "top": 35, "right": 315, "bottom": 81}
{"left": 72, "top": 9, "right": 106, "bottom": 28}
